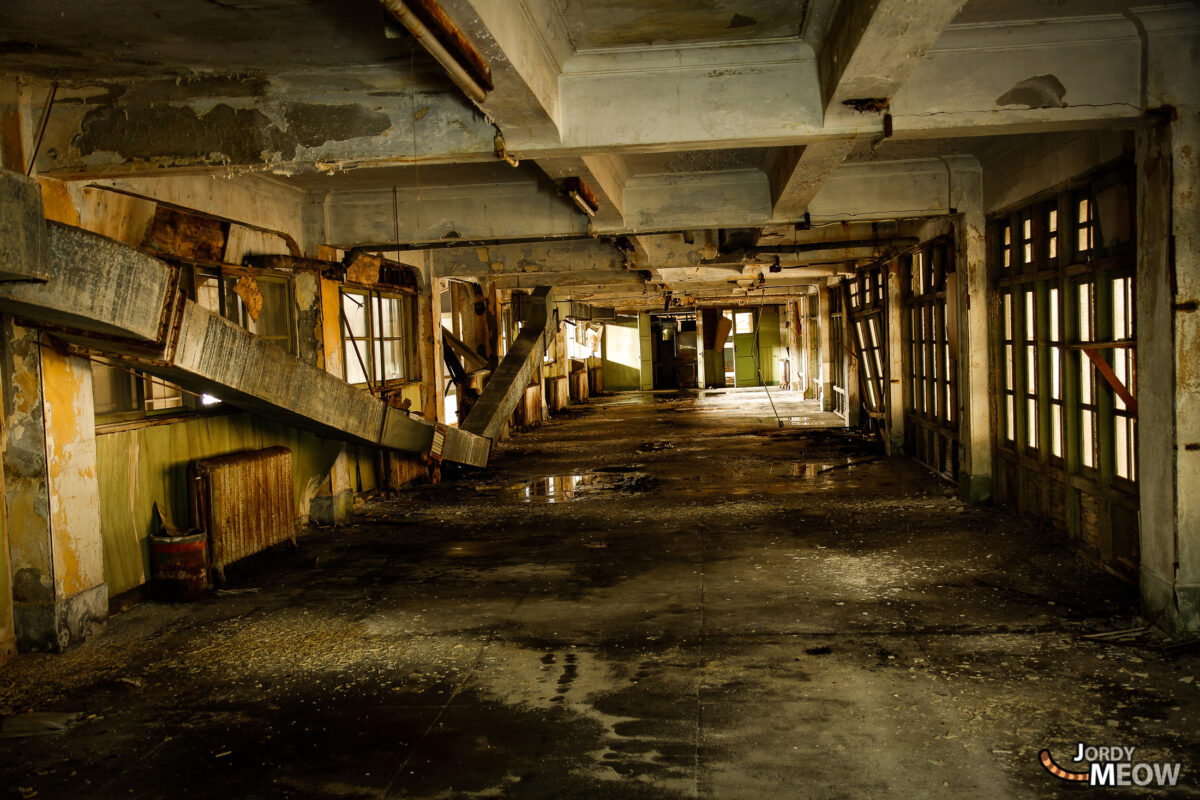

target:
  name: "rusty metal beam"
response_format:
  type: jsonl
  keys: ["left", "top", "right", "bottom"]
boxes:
{"left": 1082, "top": 346, "right": 1138, "bottom": 416}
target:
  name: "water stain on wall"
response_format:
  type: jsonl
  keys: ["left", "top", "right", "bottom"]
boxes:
{"left": 74, "top": 101, "right": 392, "bottom": 165}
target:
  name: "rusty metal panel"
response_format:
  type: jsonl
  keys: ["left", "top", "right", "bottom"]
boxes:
{"left": 190, "top": 446, "right": 296, "bottom": 580}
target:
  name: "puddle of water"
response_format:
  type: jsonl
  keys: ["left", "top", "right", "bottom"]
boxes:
{"left": 784, "top": 462, "right": 841, "bottom": 478}
{"left": 514, "top": 471, "right": 653, "bottom": 502}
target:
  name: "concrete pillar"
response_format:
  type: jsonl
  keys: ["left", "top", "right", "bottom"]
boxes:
{"left": 637, "top": 311, "right": 653, "bottom": 390}
{"left": 843, "top": 284, "right": 861, "bottom": 428}
{"left": 0, "top": 425, "right": 12, "bottom": 664}
{"left": 1, "top": 322, "right": 106, "bottom": 652}
{"left": 785, "top": 300, "right": 802, "bottom": 392}
{"left": 310, "top": 271, "right": 354, "bottom": 525}
{"left": 817, "top": 281, "right": 834, "bottom": 411}
{"left": 1132, "top": 6, "right": 1200, "bottom": 635}
{"left": 430, "top": 276, "right": 446, "bottom": 423}
{"left": 948, "top": 156, "right": 992, "bottom": 502}
{"left": 884, "top": 260, "right": 906, "bottom": 455}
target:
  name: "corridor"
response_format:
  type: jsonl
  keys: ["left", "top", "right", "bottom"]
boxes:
{"left": 1, "top": 391, "right": 1194, "bottom": 799}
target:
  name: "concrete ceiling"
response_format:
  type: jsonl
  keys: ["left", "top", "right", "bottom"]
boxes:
{"left": 0, "top": 0, "right": 445, "bottom": 78}
{"left": 0, "top": 0, "right": 1173, "bottom": 307}
{"left": 552, "top": 0, "right": 810, "bottom": 50}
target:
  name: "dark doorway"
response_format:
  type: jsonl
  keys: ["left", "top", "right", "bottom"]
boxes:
{"left": 650, "top": 313, "right": 698, "bottom": 389}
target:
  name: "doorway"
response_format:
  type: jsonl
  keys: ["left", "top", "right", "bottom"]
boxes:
{"left": 649, "top": 313, "right": 698, "bottom": 389}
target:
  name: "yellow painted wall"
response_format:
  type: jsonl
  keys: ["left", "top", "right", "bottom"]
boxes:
{"left": 0, "top": 400, "right": 13, "bottom": 665}
{"left": 40, "top": 349, "right": 104, "bottom": 598}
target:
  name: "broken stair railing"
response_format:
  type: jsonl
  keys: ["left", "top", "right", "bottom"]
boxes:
{"left": 0, "top": 218, "right": 490, "bottom": 468}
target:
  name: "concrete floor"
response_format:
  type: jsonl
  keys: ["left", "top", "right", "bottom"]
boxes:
{"left": 1, "top": 390, "right": 1198, "bottom": 799}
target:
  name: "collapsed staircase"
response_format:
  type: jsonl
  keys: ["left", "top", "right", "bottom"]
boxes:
{"left": 0, "top": 171, "right": 489, "bottom": 467}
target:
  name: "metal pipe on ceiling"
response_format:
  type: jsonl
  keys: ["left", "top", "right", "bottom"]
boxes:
{"left": 380, "top": 0, "right": 488, "bottom": 104}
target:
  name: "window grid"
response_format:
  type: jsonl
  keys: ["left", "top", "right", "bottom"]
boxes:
{"left": 342, "top": 288, "right": 418, "bottom": 388}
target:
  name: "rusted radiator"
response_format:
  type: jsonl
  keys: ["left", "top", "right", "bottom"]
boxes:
{"left": 189, "top": 446, "right": 297, "bottom": 581}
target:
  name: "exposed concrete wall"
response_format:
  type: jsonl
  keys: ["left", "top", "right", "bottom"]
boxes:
{"left": 982, "top": 130, "right": 1131, "bottom": 215}
{"left": 947, "top": 158, "right": 992, "bottom": 503}
{"left": 1133, "top": 6, "right": 1200, "bottom": 635}
{"left": 817, "top": 283, "right": 833, "bottom": 412}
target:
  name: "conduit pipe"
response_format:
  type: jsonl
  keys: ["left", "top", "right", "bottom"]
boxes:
{"left": 380, "top": 0, "right": 488, "bottom": 104}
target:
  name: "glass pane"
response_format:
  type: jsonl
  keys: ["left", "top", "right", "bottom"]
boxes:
{"left": 1025, "top": 345, "right": 1036, "bottom": 392}
{"left": 1051, "top": 347, "right": 1061, "bottom": 400}
{"left": 1113, "top": 348, "right": 1127, "bottom": 411}
{"left": 1027, "top": 398, "right": 1038, "bottom": 449}
{"left": 1005, "top": 345, "right": 1014, "bottom": 390}
{"left": 1006, "top": 396, "right": 1015, "bottom": 440}
{"left": 345, "top": 342, "right": 367, "bottom": 385}
{"left": 1051, "top": 407, "right": 1063, "bottom": 458}
{"left": 1116, "top": 417, "right": 1129, "bottom": 479}
{"left": 1049, "top": 288, "right": 1060, "bottom": 340}
{"left": 381, "top": 339, "right": 404, "bottom": 381}
{"left": 1082, "top": 409, "right": 1096, "bottom": 468}
{"left": 342, "top": 292, "right": 368, "bottom": 337}
{"left": 380, "top": 296, "right": 400, "bottom": 337}
{"left": 1048, "top": 209, "right": 1058, "bottom": 259}
{"left": 734, "top": 311, "right": 754, "bottom": 334}
{"left": 1024, "top": 291, "right": 1035, "bottom": 340}
{"left": 1002, "top": 294, "right": 1012, "bottom": 339}
{"left": 1078, "top": 284, "right": 1092, "bottom": 340}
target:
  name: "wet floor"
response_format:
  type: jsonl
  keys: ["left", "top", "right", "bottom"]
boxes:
{"left": 1, "top": 389, "right": 1198, "bottom": 799}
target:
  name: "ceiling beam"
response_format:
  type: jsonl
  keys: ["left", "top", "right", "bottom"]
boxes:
{"left": 768, "top": 139, "right": 860, "bottom": 221}
{"left": 818, "top": 0, "right": 971, "bottom": 122}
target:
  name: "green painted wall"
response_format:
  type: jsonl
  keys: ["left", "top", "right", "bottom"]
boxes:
{"left": 96, "top": 411, "right": 360, "bottom": 597}
{"left": 758, "top": 306, "right": 783, "bottom": 386}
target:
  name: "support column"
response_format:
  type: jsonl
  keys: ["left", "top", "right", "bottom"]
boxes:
{"left": 0, "top": 395, "right": 13, "bottom": 665}
{"left": 884, "top": 261, "right": 906, "bottom": 455}
{"left": 1, "top": 322, "right": 106, "bottom": 652}
{"left": 1132, "top": 5, "right": 1200, "bottom": 635}
{"left": 785, "top": 300, "right": 802, "bottom": 393}
{"left": 420, "top": 261, "right": 444, "bottom": 423}
{"left": 817, "top": 281, "right": 834, "bottom": 411}
{"left": 949, "top": 156, "right": 992, "bottom": 502}
{"left": 310, "top": 267, "right": 354, "bottom": 525}
{"left": 843, "top": 284, "right": 861, "bottom": 428}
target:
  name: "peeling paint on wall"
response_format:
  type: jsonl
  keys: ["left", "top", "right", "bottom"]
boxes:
{"left": 40, "top": 348, "right": 103, "bottom": 599}
{"left": 74, "top": 101, "right": 392, "bottom": 166}
{"left": 997, "top": 74, "right": 1067, "bottom": 109}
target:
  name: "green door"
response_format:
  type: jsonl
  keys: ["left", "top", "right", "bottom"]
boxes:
{"left": 732, "top": 310, "right": 759, "bottom": 386}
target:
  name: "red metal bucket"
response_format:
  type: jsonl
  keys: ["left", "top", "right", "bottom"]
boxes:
{"left": 150, "top": 533, "right": 209, "bottom": 602}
